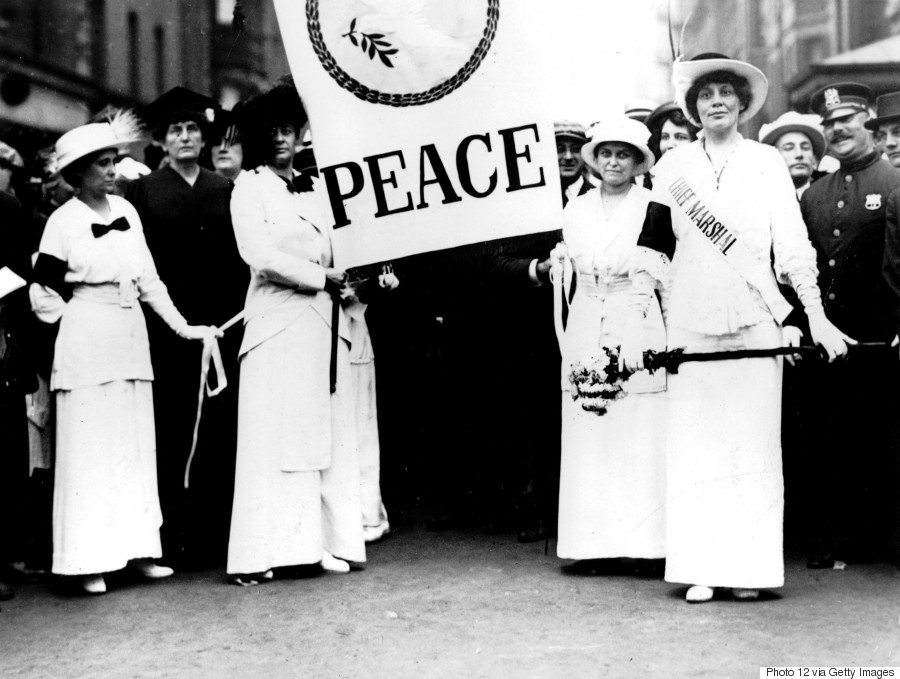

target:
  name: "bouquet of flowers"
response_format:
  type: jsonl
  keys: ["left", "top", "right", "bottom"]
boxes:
{"left": 568, "top": 346, "right": 628, "bottom": 416}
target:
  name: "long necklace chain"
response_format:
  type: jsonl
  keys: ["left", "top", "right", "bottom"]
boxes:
{"left": 702, "top": 137, "right": 739, "bottom": 188}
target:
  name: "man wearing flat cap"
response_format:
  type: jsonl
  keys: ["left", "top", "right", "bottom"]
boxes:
{"left": 126, "top": 86, "right": 248, "bottom": 570}
{"left": 759, "top": 111, "right": 827, "bottom": 199}
{"left": 555, "top": 121, "right": 593, "bottom": 207}
{"left": 799, "top": 82, "right": 900, "bottom": 569}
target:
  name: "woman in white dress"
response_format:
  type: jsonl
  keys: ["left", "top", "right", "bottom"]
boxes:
{"left": 30, "top": 121, "right": 214, "bottom": 594}
{"left": 226, "top": 85, "right": 365, "bottom": 584}
{"left": 554, "top": 117, "right": 667, "bottom": 566}
{"left": 637, "top": 54, "right": 851, "bottom": 602}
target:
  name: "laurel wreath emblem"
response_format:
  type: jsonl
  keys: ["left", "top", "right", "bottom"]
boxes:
{"left": 306, "top": 0, "right": 499, "bottom": 107}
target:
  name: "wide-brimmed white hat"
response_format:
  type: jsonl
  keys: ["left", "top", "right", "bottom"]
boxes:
{"left": 582, "top": 117, "right": 655, "bottom": 176}
{"left": 56, "top": 120, "right": 140, "bottom": 172}
{"left": 758, "top": 112, "right": 826, "bottom": 159}
{"left": 673, "top": 53, "right": 768, "bottom": 128}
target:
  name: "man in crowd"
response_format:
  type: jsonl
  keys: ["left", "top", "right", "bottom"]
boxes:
{"left": 759, "top": 111, "right": 826, "bottom": 199}
{"left": 800, "top": 82, "right": 900, "bottom": 569}
{"left": 126, "top": 87, "right": 248, "bottom": 570}
{"left": 867, "top": 92, "right": 900, "bottom": 169}
{"left": 556, "top": 121, "right": 592, "bottom": 207}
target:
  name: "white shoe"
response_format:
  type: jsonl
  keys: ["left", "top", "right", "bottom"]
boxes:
{"left": 322, "top": 551, "right": 350, "bottom": 573}
{"left": 129, "top": 559, "right": 174, "bottom": 579}
{"left": 231, "top": 570, "right": 274, "bottom": 587}
{"left": 363, "top": 521, "right": 391, "bottom": 543}
{"left": 82, "top": 575, "right": 107, "bottom": 594}
{"left": 732, "top": 588, "right": 759, "bottom": 600}
{"left": 686, "top": 585, "right": 714, "bottom": 603}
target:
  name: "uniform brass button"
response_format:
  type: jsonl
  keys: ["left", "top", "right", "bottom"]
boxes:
{"left": 837, "top": 200, "right": 845, "bottom": 208}
{"left": 828, "top": 259, "right": 836, "bottom": 266}
{"left": 828, "top": 293, "right": 836, "bottom": 300}
{"left": 833, "top": 229, "right": 841, "bottom": 236}
{"left": 845, "top": 175, "right": 853, "bottom": 182}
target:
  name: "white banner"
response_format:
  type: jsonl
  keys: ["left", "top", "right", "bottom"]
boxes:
{"left": 273, "top": 0, "right": 563, "bottom": 269}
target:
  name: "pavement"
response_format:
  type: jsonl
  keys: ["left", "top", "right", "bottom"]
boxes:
{"left": 2, "top": 520, "right": 899, "bottom": 679}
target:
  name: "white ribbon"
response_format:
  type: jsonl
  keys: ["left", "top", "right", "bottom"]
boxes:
{"left": 183, "top": 310, "right": 244, "bottom": 489}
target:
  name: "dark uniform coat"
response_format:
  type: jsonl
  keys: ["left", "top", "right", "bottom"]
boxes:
{"left": 798, "top": 149, "right": 900, "bottom": 562}
{"left": 125, "top": 166, "right": 248, "bottom": 567}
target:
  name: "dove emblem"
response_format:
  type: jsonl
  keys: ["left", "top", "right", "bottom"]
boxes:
{"left": 308, "top": 0, "right": 499, "bottom": 106}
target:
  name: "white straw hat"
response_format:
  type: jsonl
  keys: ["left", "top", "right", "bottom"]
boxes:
{"left": 758, "top": 112, "right": 826, "bottom": 159}
{"left": 582, "top": 116, "right": 655, "bottom": 177}
{"left": 56, "top": 112, "right": 145, "bottom": 172}
{"left": 673, "top": 53, "right": 768, "bottom": 128}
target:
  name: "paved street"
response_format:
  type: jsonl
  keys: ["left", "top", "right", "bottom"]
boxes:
{"left": 3, "top": 521, "right": 898, "bottom": 679}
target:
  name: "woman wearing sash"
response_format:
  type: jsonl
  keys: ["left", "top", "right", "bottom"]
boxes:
{"left": 636, "top": 54, "right": 851, "bottom": 602}
{"left": 226, "top": 84, "right": 365, "bottom": 584}
{"left": 553, "top": 117, "right": 667, "bottom": 568}
{"left": 29, "top": 121, "right": 215, "bottom": 594}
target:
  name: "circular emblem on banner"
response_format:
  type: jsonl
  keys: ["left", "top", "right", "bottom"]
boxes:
{"left": 307, "top": 0, "right": 499, "bottom": 107}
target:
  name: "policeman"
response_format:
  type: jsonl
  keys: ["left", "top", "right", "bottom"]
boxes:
{"left": 800, "top": 82, "right": 900, "bottom": 568}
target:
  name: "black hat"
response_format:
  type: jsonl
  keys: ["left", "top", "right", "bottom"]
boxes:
{"left": 237, "top": 84, "right": 308, "bottom": 168}
{"left": 143, "top": 86, "right": 219, "bottom": 140}
{"left": 809, "top": 82, "right": 873, "bottom": 123}
{"left": 208, "top": 106, "right": 241, "bottom": 148}
{"left": 864, "top": 92, "right": 900, "bottom": 131}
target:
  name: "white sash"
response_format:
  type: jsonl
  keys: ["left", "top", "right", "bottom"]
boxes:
{"left": 666, "top": 175, "right": 792, "bottom": 323}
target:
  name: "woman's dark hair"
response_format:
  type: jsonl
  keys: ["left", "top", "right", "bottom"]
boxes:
{"left": 60, "top": 149, "right": 109, "bottom": 189}
{"left": 648, "top": 108, "right": 698, "bottom": 159}
{"left": 685, "top": 70, "right": 753, "bottom": 125}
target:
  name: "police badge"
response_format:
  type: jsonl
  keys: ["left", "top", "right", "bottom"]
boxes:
{"left": 307, "top": 0, "right": 499, "bottom": 107}
{"left": 824, "top": 88, "right": 841, "bottom": 108}
{"left": 865, "top": 193, "right": 882, "bottom": 210}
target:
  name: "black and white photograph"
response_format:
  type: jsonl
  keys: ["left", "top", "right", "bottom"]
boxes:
{"left": 1, "top": 0, "right": 899, "bottom": 676}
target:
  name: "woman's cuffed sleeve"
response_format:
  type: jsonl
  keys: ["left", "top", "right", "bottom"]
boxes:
{"left": 634, "top": 201, "right": 674, "bottom": 293}
{"left": 231, "top": 175, "right": 329, "bottom": 291}
{"left": 767, "top": 157, "right": 824, "bottom": 318}
{"left": 134, "top": 223, "right": 191, "bottom": 337}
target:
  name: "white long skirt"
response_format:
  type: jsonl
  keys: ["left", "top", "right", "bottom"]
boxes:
{"left": 557, "top": 390, "right": 667, "bottom": 559}
{"left": 227, "top": 312, "right": 365, "bottom": 575}
{"left": 53, "top": 380, "right": 163, "bottom": 575}
{"left": 664, "top": 322, "right": 785, "bottom": 589}
{"left": 353, "top": 359, "right": 389, "bottom": 530}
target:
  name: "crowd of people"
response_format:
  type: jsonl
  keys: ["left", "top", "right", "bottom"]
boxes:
{"left": 1, "top": 52, "right": 899, "bottom": 606}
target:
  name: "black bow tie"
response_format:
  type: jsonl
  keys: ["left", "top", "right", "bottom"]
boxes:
{"left": 278, "top": 172, "right": 314, "bottom": 194}
{"left": 92, "top": 216, "right": 131, "bottom": 238}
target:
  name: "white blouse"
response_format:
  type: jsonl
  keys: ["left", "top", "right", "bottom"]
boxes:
{"left": 30, "top": 195, "right": 187, "bottom": 390}
{"left": 648, "top": 137, "right": 823, "bottom": 335}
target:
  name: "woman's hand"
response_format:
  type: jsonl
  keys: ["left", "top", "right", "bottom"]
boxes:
{"left": 781, "top": 325, "right": 803, "bottom": 366}
{"left": 808, "top": 312, "right": 856, "bottom": 362}
{"left": 324, "top": 268, "right": 347, "bottom": 295}
{"left": 180, "top": 325, "right": 221, "bottom": 341}
{"left": 618, "top": 340, "right": 645, "bottom": 374}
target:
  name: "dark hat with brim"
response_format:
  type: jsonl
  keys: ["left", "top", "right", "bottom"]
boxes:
{"left": 644, "top": 101, "right": 695, "bottom": 133}
{"left": 809, "top": 82, "right": 873, "bottom": 123}
{"left": 865, "top": 91, "right": 900, "bottom": 130}
{"left": 143, "top": 86, "right": 219, "bottom": 138}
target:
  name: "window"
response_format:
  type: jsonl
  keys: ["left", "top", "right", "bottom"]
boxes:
{"left": 128, "top": 11, "right": 140, "bottom": 97}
